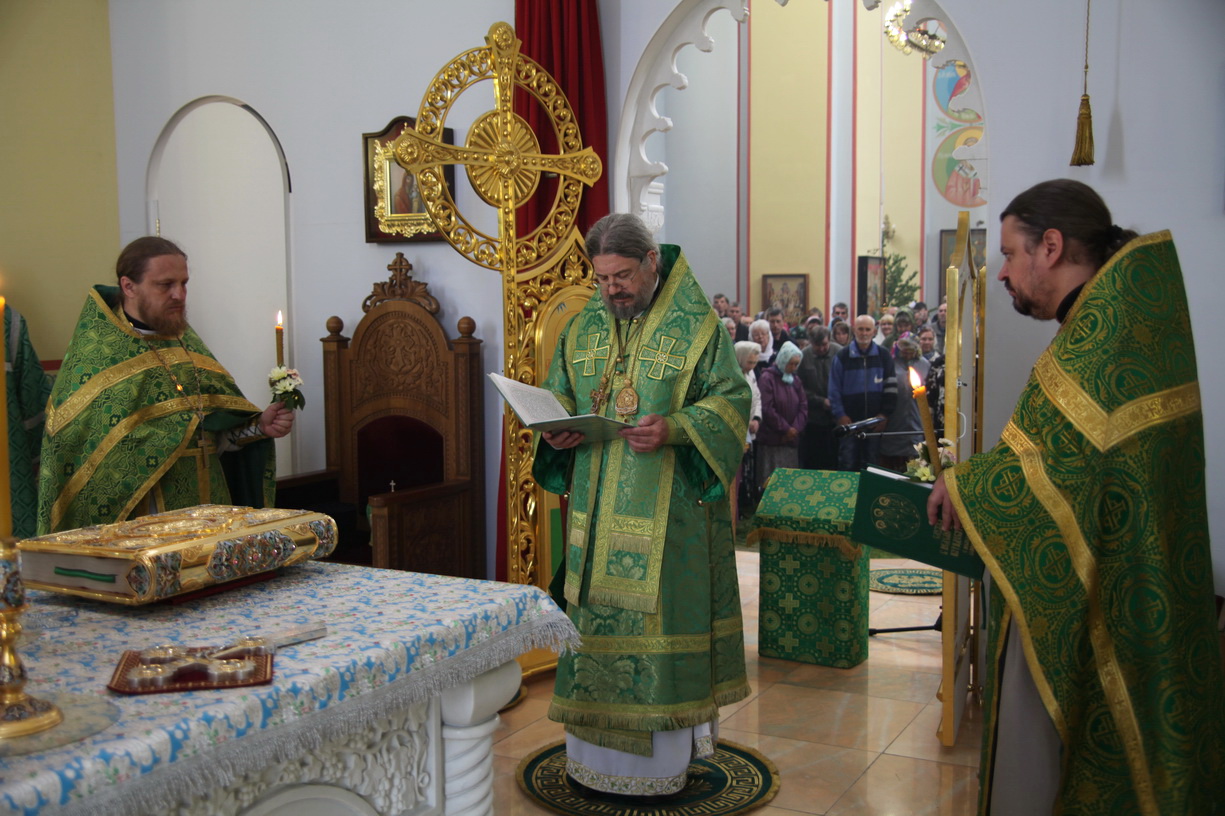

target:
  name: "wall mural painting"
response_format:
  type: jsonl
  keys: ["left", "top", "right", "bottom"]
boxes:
{"left": 930, "top": 59, "right": 986, "bottom": 208}
{"left": 932, "top": 60, "right": 981, "bottom": 123}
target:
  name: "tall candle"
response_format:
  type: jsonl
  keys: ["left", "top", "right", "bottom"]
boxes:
{"left": 0, "top": 297, "right": 10, "bottom": 538}
{"left": 908, "top": 366, "right": 942, "bottom": 477}
{"left": 275, "top": 311, "right": 285, "bottom": 367}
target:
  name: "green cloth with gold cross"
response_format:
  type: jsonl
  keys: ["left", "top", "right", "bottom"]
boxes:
{"left": 534, "top": 244, "right": 751, "bottom": 756}
{"left": 747, "top": 468, "right": 868, "bottom": 668}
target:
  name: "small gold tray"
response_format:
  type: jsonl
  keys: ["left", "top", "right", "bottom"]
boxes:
{"left": 107, "top": 648, "right": 273, "bottom": 695}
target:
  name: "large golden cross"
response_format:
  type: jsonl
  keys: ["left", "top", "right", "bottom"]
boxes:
{"left": 379, "top": 25, "right": 604, "bottom": 678}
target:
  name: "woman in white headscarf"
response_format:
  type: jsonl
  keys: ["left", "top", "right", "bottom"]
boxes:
{"left": 756, "top": 341, "right": 807, "bottom": 489}
{"left": 749, "top": 319, "right": 773, "bottom": 376}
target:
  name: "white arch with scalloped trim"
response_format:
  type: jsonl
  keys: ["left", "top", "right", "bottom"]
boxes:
{"left": 611, "top": 0, "right": 752, "bottom": 231}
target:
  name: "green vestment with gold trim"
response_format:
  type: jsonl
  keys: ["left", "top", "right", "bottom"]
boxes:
{"left": 944, "top": 232, "right": 1225, "bottom": 815}
{"left": 6, "top": 305, "right": 52, "bottom": 540}
{"left": 535, "top": 246, "right": 751, "bottom": 756}
{"left": 37, "top": 287, "right": 276, "bottom": 535}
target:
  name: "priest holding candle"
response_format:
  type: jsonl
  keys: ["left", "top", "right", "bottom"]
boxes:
{"left": 927, "top": 180, "right": 1224, "bottom": 814}
{"left": 37, "top": 237, "right": 295, "bottom": 535}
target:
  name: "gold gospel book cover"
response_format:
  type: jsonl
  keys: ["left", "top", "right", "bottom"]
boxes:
{"left": 18, "top": 505, "right": 338, "bottom": 605}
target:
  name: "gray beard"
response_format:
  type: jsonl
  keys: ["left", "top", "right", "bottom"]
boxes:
{"left": 602, "top": 290, "right": 650, "bottom": 321}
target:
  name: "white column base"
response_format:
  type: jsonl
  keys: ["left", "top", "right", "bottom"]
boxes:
{"left": 439, "top": 660, "right": 523, "bottom": 816}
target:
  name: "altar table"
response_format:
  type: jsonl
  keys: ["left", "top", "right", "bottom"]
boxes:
{"left": 0, "top": 562, "right": 577, "bottom": 816}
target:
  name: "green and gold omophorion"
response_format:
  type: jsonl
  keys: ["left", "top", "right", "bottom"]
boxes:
{"left": 945, "top": 232, "right": 1225, "bottom": 815}
{"left": 38, "top": 287, "right": 276, "bottom": 535}
{"left": 534, "top": 246, "right": 751, "bottom": 758}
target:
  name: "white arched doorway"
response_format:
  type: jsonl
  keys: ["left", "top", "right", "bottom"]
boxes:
{"left": 145, "top": 96, "right": 296, "bottom": 476}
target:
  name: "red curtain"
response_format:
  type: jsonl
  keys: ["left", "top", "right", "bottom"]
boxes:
{"left": 513, "top": 0, "right": 610, "bottom": 240}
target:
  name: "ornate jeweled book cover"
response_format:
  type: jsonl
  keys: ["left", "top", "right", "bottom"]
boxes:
{"left": 18, "top": 505, "right": 338, "bottom": 605}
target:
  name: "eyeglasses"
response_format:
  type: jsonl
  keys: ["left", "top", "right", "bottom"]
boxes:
{"left": 595, "top": 254, "right": 652, "bottom": 290}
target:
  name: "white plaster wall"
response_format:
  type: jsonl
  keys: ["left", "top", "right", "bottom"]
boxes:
{"left": 654, "top": 8, "right": 740, "bottom": 303}
{"left": 598, "top": 0, "right": 680, "bottom": 193}
{"left": 109, "top": 0, "right": 513, "bottom": 574}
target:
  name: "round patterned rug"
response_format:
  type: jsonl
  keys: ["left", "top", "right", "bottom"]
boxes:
{"left": 517, "top": 739, "right": 780, "bottom": 816}
{"left": 869, "top": 567, "right": 942, "bottom": 595}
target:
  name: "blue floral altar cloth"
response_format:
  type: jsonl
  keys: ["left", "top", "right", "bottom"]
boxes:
{"left": 0, "top": 562, "right": 577, "bottom": 815}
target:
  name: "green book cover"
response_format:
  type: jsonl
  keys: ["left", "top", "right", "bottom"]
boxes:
{"left": 850, "top": 467, "right": 984, "bottom": 580}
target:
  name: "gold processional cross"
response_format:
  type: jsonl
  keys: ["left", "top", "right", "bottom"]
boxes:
{"left": 374, "top": 24, "right": 604, "bottom": 647}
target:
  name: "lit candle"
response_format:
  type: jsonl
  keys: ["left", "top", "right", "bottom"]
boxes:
{"left": 0, "top": 296, "right": 10, "bottom": 538}
{"left": 909, "top": 366, "right": 942, "bottom": 477}
{"left": 275, "top": 311, "right": 285, "bottom": 367}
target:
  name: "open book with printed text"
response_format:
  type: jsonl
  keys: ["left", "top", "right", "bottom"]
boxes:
{"left": 488, "top": 372, "right": 632, "bottom": 442}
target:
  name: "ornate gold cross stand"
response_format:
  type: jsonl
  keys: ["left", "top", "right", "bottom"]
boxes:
{"left": 374, "top": 24, "right": 604, "bottom": 677}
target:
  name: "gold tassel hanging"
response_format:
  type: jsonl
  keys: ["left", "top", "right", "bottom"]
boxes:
{"left": 1071, "top": 0, "right": 1095, "bottom": 166}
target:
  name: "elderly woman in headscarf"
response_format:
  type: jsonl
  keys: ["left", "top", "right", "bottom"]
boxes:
{"left": 749, "top": 319, "right": 774, "bottom": 376}
{"left": 733, "top": 340, "right": 764, "bottom": 518}
{"left": 756, "top": 340, "right": 807, "bottom": 490}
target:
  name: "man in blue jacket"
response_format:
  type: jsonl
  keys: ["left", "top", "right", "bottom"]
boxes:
{"left": 828, "top": 315, "right": 896, "bottom": 470}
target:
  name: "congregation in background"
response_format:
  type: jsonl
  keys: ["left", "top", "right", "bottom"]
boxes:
{"left": 712, "top": 291, "right": 950, "bottom": 516}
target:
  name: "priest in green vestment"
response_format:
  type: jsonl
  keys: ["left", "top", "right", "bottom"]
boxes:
{"left": 38, "top": 236, "right": 294, "bottom": 535}
{"left": 928, "top": 180, "right": 1225, "bottom": 815}
{"left": 534, "top": 213, "right": 751, "bottom": 797}
{"left": 5, "top": 303, "right": 52, "bottom": 540}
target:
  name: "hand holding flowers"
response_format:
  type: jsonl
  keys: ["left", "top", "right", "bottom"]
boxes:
{"left": 269, "top": 365, "right": 306, "bottom": 410}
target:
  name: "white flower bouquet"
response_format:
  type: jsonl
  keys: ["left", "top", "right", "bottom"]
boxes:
{"left": 269, "top": 366, "right": 306, "bottom": 410}
{"left": 904, "top": 438, "right": 956, "bottom": 482}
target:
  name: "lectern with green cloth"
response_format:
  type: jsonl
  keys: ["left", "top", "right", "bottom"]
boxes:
{"left": 746, "top": 469, "right": 868, "bottom": 668}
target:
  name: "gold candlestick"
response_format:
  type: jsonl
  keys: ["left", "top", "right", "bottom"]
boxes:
{"left": 275, "top": 311, "right": 285, "bottom": 367}
{"left": 909, "top": 366, "right": 942, "bottom": 477}
{"left": 0, "top": 537, "right": 61, "bottom": 738}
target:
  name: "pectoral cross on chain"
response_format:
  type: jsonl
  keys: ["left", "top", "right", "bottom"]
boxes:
{"left": 590, "top": 387, "right": 606, "bottom": 413}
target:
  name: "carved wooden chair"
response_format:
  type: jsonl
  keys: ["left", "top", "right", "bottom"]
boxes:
{"left": 312, "top": 253, "right": 485, "bottom": 578}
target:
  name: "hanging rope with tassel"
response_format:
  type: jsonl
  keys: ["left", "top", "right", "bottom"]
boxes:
{"left": 1071, "top": 0, "right": 1095, "bottom": 166}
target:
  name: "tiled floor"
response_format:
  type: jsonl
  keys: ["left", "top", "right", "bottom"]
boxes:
{"left": 492, "top": 551, "right": 984, "bottom": 814}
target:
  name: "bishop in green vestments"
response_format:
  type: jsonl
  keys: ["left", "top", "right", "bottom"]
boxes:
{"left": 929, "top": 180, "right": 1225, "bottom": 815}
{"left": 534, "top": 214, "right": 751, "bottom": 797}
{"left": 38, "top": 237, "right": 294, "bottom": 535}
